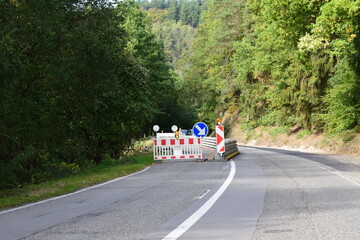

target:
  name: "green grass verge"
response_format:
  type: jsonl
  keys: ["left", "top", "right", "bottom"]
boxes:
{"left": 0, "top": 154, "right": 153, "bottom": 211}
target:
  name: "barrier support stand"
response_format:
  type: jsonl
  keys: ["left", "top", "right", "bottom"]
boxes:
{"left": 214, "top": 152, "right": 225, "bottom": 161}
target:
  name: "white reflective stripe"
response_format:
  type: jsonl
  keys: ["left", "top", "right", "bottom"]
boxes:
{"left": 216, "top": 126, "right": 225, "bottom": 153}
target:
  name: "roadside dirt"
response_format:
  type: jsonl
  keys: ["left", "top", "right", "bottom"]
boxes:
{"left": 228, "top": 121, "right": 360, "bottom": 163}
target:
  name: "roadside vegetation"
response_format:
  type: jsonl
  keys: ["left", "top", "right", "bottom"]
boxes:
{"left": 229, "top": 122, "right": 360, "bottom": 156}
{"left": 0, "top": 153, "right": 153, "bottom": 211}
{"left": 139, "top": 0, "right": 360, "bottom": 156}
{"left": 178, "top": 0, "right": 360, "bottom": 135}
{"left": 0, "top": 0, "right": 193, "bottom": 191}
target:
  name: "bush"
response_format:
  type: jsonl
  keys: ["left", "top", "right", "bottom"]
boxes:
{"left": 245, "top": 129, "right": 256, "bottom": 141}
{"left": 354, "top": 125, "right": 360, "bottom": 133}
{"left": 342, "top": 132, "right": 356, "bottom": 143}
{"left": 31, "top": 161, "right": 80, "bottom": 184}
{"left": 269, "top": 126, "right": 289, "bottom": 137}
{"left": 296, "top": 130, "right": 312, "bottom": 139}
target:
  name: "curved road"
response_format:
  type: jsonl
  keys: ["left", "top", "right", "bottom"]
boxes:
{"left": 1, "top": 146, "right": 360, "bottom": 240}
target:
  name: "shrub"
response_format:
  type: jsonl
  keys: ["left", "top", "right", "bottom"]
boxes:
{"left": 269, "top": 126, "right": 289, "bottom": 137}
{"left": 296, "top": 130, "right": 312, "bottom": 139}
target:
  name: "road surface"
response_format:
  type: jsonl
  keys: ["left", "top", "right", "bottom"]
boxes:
{"left": 1, "top": 146, "right": 360, "bottom": 240}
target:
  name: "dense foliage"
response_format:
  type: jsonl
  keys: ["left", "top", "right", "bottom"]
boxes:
{"left": 179, "top": 0, "right": 360, "bottom": 132}
{"left": 0, "top": 0, "right": 177, "bottom": 189}
{"left": 135, "top": 0, "right": 203, "bottom": 128}
{"left": 135, "top": 0, "right": 203, "bottom": 70}
{"left": 136, "top": 0, "right": 204, "bottom": 27}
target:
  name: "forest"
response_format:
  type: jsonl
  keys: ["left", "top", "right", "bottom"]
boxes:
{"left": 0, "top": 0, "right": 187, "bottom": 189}
{"left": 177, "top": 0, "right": 360, "bottom": 135}
{"left": 1, "top": 0, "right": 359, "bottom": 189}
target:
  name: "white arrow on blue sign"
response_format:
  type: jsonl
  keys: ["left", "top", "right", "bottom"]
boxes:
{"left": 192, "top": 122, "right": 209, "bottom": 138}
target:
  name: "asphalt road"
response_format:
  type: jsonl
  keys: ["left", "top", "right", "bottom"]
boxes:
{"left": 1, "top": 146, "right": 360, "bottom": 240}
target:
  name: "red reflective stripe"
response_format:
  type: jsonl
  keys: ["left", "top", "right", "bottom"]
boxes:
{"left": 220, "top": 146, "right": 225, "bottom": 152}
{"left": 171, "top": 156, "right": 176, "bottom": 159}
{"left": 161, "top": 139, "right": 166, "bottom": 145}
{"left": 216, "top": 133, "right": 223, "bottom": 144}
{"left": 189, "top": 138, "right": 194, "bottom": 144}
{"left": 198, "top": 138, "right": 201, "bottom": 144}
{"left": 155, "top": 157, "right": 158, "bottom": 160}
{"left": 189, "top": 156, "right": 194, "bottom": 158}
{"left": 154, "top": 140, "right": 157, "bottom": 146}
{"left": 180, "top": 139, "right": 185, "bottom": 145}
{"left": 170, "top": 139, "right": 175, "bottom": 145}
{"left": 180, "top": 156, "right": 185, "bottom": 158}
{"left": 162, "top": 156, "right": 167, "bottom": 159}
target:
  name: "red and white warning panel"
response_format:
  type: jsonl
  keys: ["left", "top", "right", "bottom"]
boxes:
{"left": 216, "top": 125, "right": 225, "bottom": 154}
{"left": 153, "top": 137, "right": 202, "bottom": 160}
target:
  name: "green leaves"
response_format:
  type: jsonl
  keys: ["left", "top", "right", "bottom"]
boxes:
{"left": 0, "top": 0, "right": 177, "bottom": 189}
{"left": 178, "top": 0, "right": 360, "bottom": 132}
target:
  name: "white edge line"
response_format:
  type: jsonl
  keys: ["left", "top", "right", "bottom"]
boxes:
{"left": 248, "top": 146, "right": 360, "bottom": 187}
{"left": 0, "top": 166, "right": 151, "bottom": 215}
{"left": 162, "top": 160, "right": 236, "bottom": 240}
{"left": 292, "top": 155, "right": 360, "bottom": 187}
{"left": 315, "top": 164, "right": 360, "bottom": 186}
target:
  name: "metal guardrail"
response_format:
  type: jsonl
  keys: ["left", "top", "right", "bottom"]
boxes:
{"left": 202, "top": 137, "right": 240, "bottom": 160}
{"left": 202, "top": 137, "right": 217, "bottom": 149}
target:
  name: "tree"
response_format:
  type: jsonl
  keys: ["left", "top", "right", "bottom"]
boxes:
{"left": 178, "top": 0, "right": 360, "bottom": 133}
{"left": 167, "top": 0, "right": 179, "bottom": 21}
{"left": 0, "top": 0, "right": 180, "bottom": 189}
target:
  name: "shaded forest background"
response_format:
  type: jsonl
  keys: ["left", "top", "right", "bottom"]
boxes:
{"left": 173, "top": 0, "right": 360, "bottom": 134}
{"left": 1, "top": 0, "right": 360, "bottom": 189}
{"left": 138, "top": 0, "right": 359, "bottom": 135}
{"left": 0, "top": 0, "right": 194, "bottom": 189}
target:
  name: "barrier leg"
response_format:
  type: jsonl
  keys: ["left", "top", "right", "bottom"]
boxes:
{"left": 214, "top": 152, "right": 224, "bottom": 160}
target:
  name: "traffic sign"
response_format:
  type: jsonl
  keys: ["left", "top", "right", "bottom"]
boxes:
{"left": 171, "top": 125, "right": 178, "bottom": 132}
{"left": 216, "top": 125, "right": 225, "bottom": 154}
{"left": 153, "top": 125, "right": 160, "bottom": 132}
{"left": 192, "top": 122, "right": 209, "bottom": 138}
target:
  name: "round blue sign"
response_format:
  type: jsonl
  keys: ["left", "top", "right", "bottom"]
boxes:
{"left": 192, "top": 122, "right": 209, "bottom": 138}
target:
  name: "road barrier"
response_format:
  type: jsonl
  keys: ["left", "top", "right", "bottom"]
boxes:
{"left": 153, "top": 137, "right": 202, "bottom": 160}
{"left": 202, "top": 137, "right": 240, "bottom": 160}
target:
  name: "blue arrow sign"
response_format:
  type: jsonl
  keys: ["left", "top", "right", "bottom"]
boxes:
{"left": 192, "top": 122, "right": 209, "bottom": 138}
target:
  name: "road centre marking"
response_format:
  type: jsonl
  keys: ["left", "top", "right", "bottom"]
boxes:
{"left": 162, "top": 160, "right": 236, "bottom": 240}
{"left": 196, "top": 190, "right": 210, "bottom": 200}
{"left": 0, "top": 167, "right": 151, "bottom": 215}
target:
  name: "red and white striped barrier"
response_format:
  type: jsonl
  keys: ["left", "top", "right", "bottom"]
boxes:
{"left": 153, "top": 137, "right": 202, "bottom": 160}
{"left": 216, "top": 125, "right": 225, "bottom": 154}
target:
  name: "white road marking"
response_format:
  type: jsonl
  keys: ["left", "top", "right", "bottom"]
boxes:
{"left": 197, "top": 190, "right": 210, "bottom": 199}
{"left": 290, "top": 154, "right": 360, "bottom": 187}
{"left": 253, "top": 145, "right": 360, "bottom": 187}
{"left": 315, "top": 164, "right": 360, "bottom": 187}
{"left": 162, "top": 160, "right": 236, "bottom": 240}
{"left": 0, "top": 166, "right": 151, "bottom": 215}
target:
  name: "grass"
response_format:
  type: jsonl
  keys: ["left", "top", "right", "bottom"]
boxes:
{"left": 0, "top": 154, "right": 154, "bottom": 211}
